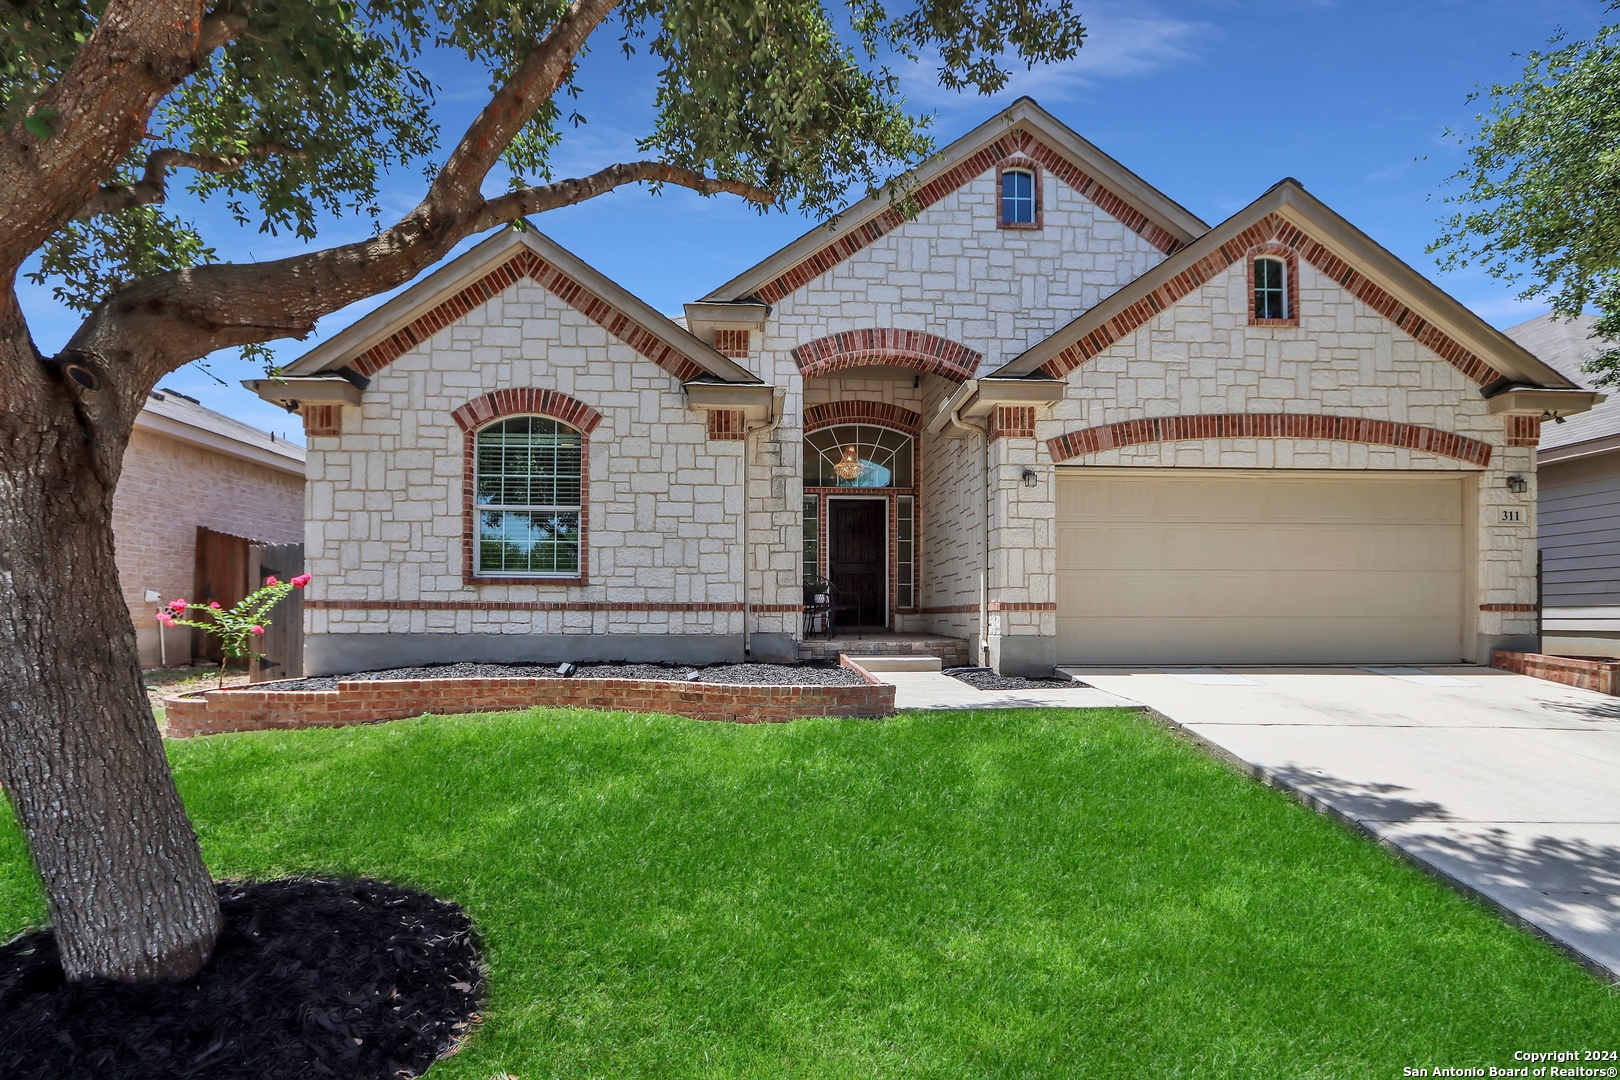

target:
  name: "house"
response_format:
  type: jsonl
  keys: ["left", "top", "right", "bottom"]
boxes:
{"left": 114, "top": 388, "right": 305, "bottom": 668}
{"left": 249, "top": 98, "right": 1600, "bottom": 677}
{"left": 1503, "top": 314, "right": 1620, "bottom": 658}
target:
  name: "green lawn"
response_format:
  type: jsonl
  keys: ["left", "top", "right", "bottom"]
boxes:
{"left": 0, "top": 707, "right": 1614, "bottom": 1077}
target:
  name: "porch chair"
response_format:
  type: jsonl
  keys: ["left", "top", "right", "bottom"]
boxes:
{"left": 803, "top": 578, "right": 834, "bottom": 639}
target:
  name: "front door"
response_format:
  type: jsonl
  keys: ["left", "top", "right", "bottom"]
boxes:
{"left": 828, "top": 499, "right": 887, "bottom": 629}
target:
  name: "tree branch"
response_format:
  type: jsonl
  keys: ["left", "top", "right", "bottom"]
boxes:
{"left": 0, "top": 0, "right": 247, "bottom": 276}
{"left": 474, "top": 162, "right": 775, "bottom": 231}
{"left": 77, "top": 144, "right": 303, "bottom": 219}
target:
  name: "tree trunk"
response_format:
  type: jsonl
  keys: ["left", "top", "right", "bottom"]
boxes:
{"left": 0, "top": 313, "right": 220, "bottom": 982}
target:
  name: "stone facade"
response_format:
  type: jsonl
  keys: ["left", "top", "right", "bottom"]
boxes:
{"left": 303, "top": 278, "right": 796, "bottom": 675}
{"left": 283, "top": 100, "right": 1573, "bottom": 677}
{"left": 113, "top": 425, "right": 304, "bottom": 667}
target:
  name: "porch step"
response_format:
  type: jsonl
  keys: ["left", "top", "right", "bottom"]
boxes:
{"left": 799, "top": 633, "right": 971, "bottom": 667}
{"left": 843, "top": 655, "right": 943, "bottom": 672}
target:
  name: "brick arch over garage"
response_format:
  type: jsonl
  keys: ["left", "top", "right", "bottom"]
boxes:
{"left": 1046, "top": 413, "right": 1492, "bottom": 467}
{"left": 804, "top": 400, "right": 921, "bottom": 435}
{"left": 792, "top": 329, "right": 981, "bottom": 383}
{"left": 451, "top": 387, "right": 602, "bottom": 434}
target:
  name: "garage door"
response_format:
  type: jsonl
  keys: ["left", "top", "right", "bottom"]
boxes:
{"left": 1056, "top": 470, "right": 1467, "bottom": 665}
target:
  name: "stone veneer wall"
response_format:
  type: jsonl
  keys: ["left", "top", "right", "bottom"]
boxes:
{"left": 304, "top": 279, "right": 793, "bottom": 675}
{"left": 113, "top": 427, "right": 304, "bottom": 668}
{"left": 1028, "top": 255, "right": 1538, "bottom": 660}
{"left": 164, "top": 675, "right": 896, "bottom": 736}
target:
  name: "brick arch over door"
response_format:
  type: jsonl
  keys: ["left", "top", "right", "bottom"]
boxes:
{"left": 1046, "top": 413, "right": 1492, "bottom": 467}
{"left": 792, "top": 329, "right": 981, "bottom": 383}
{"left": 453, "top": 387, "right": 602, "bottom": 587}
{"left": 804, "top": 400, "right": 921, "bottom": 435}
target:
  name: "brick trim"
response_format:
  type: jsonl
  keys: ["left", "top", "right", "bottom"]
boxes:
{"left": 753, "top": 130, "right": 1185, "bottom": 303}
{"left": 1246, "top": 242, "right": 1300, "bottom": 327}
{"left": 451, "top": 387, "right": 603, "bottom": 434}
{"left": 988, "top": 601, "right": 1056, "bottom": 611}
{"left": 919, "top": 604, "right": 979, "bottom": 614}
{"left": 455, "top": 388, "right": 600, "bottom": 587}
{"left": 1480, "top": 603, "right": 1537, "bottom": 612}
{"left": 989, "top": 405, "right": 1036, "bottom": 440}
{"left": 301, "top": 404, "right": 342, "bottom": 438}
{"left": 1038, "top": 212, "right": 1506, "bottom": 387}
{"left": 1492, "top": 650, "right": 1620, "bottom": 696}
{"left": 1505, "top": 415, "right": 1541, "bottom": 447}
{"left": 996, "top": 159, "right": 1042, "bottom": 231}
{"left": 352, "top": 250, "right": 707, "bottom": 383}
{"left": 713, "top": 328, "right": 751, "bottom": 358}
{"left": 792, "top": 328, "right": 981, "bottom": 383}
{"left": 306, "top": 600, "right": 803, "bottom": 612}
{"left": 804, "top": 400, "right": 922, "bottom": 435}
{"left": 1046, "top": 413, "right": 1493, "bottom": 467}
{"left": 707, "top": 409, "right": 748, "bottom": 441}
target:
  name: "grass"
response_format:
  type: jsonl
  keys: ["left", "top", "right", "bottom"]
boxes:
{"left": 0, "top": 706, "right": 1614, "bottom": 1077}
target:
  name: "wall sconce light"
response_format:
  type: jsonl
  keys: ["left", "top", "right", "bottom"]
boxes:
{"left": 1021, "top": 467, "right": 1039, "bottom": 489}
{"left": 1506, "top": 475, "right": 1528, "bottom": 494}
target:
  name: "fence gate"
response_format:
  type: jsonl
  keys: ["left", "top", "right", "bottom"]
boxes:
{"left": 193, "top": 526, "right": 253, "bottom": 667}
{"left": 249, "top": 541, "right": 305, "bottom": 682}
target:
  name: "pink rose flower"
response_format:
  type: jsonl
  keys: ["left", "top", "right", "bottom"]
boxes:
{"left": 291, "top": 574, "right": 312, "bottom": 588}
{"left": 209, "top": 601, "right": 221, "bottom": 610}
{"left": 168, "top": 598, "right": 188, "bottom": 612}
{"left": 250, "top": 625, "right": 265, "bottom": 635}
{"left": 156, "top": 612, "right": 174, "bottom": 626}
{"left": 265, "top": 576, "right": 279, "bottom": 586}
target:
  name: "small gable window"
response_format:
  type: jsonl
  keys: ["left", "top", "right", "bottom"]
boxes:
{"left": 1253, "top": 256, "right": 1289, "bottom": 321}
{"left": 475, "top": 416, "right": 583, "bottom": 577}
{"left": 1000, "top": 168, "right": 1037, "bottom": 227}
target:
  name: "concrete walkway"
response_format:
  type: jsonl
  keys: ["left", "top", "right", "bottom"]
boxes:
{"left": 1060, "top": 665, "right": 1620, "bottom": 982}
{"left": 877, "top": 670, "right": 1135, "bottom": 711}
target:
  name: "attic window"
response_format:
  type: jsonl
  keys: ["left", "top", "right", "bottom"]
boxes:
{"left": 1254, "top": 257, "right": 1287, "bottom": 319}
{"left": 1000, "top": 167, "right": 1039, "bottom": 228}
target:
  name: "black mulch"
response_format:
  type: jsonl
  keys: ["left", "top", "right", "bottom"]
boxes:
{"left": 942, "top": 667, "right": 1093, "bottom": 692}
{"left": 0, "top": 878, "right": 483, "bottom": 1080}
{"left": 258, "top": 660, "right": 866, "bottom": 692}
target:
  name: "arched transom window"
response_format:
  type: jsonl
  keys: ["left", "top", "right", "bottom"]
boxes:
{"left": 475, "top": 416, "right": 583, "bottom": 576}
{"left": 804, "top": 425, "right": 914, "bottom": 488}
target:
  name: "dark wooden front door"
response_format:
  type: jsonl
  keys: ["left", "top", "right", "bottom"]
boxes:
{"left": 828, "top": 500, "right": 886, "bottom": 628}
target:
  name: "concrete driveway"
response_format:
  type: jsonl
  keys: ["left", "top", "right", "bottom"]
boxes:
{"left": 1064, "top": 665, "right": 1620, "bottom": 982}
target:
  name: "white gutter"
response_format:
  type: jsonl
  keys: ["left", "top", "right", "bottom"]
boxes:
{"left": 741, "top": 389, "right": 786, "bottom": 657}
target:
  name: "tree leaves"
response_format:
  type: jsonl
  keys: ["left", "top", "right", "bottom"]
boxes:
{"left": 1431, "top": 9, "right": 1620, "bottom": 381}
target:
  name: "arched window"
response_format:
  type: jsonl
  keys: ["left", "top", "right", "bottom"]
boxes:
{"left": 474, "top": 416, "right": 583, "bottom": 576}
{"left": 803, "top": 425, "right": 914, "bottom": 488}
{"left": 1254, "top": 256, "right": 1288, "bottom": 320}
{"left": 1001, "top": 167, "right": 1036, "bottom": 226}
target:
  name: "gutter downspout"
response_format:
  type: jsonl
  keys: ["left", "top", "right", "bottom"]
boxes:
{"left": 945, "top": 380, "right": 991, "bottom": 668}
{"left": 741, "top": 389, "right": 785, "bottom": 657}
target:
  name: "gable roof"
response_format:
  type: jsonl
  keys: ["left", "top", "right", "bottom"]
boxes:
{"left": 1504, "top": 314, "right": 1620, "bottom": 459}
{"left": 137, "top": 388, "right": 305, "bottom": 476}
{"left": 992, "top": 178, "right": 1580, "bottom": 391}
{"left": 283, "top": 227, "right": 760, "bottom": 384}
{"left": 700, "top": 97, "right": 1208, "bottom": 306}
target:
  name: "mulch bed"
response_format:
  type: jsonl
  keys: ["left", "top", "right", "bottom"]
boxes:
{"left": 0, "top": 878, "right": 483, "bottom": 1080}
{"left": 943, "top": 667, "right": 1092, "bottom": 692}
{"left": 262, "top": 660, "right": 867, "bottom": 692}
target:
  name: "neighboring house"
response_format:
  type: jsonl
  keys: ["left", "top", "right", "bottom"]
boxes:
{"left": 113, "top": 388, "right": 305, "bottom": 667}
{"left": 1503, "top": 314, "right": 1620, "bottom": 658}
{"left": 250, "top": 98, "right": 1599, "bottom": 677}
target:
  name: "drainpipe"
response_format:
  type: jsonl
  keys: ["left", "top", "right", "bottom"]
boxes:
{"left": 945, "top": 380, "right": 991, "bottom": 667}
{"left": 740, "top": 390, "right": 785, "bottom": 657}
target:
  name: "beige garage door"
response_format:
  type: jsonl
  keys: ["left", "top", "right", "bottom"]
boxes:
{"left": 1056, "top": 470, "right": 1467, "bottom": 665}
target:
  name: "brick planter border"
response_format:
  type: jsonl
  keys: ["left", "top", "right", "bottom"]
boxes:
{"left": 164, "top": 673, "right": 896, "bottom": 737}
{"left": 1491, "top": 650, "right": 1620, "bottom": 696}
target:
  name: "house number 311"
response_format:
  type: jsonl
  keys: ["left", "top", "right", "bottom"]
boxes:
{"left": 1499, "top": 508, "right": 1525, "bottom": 524}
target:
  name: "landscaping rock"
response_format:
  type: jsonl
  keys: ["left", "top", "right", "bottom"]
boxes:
{"left": 0, "top": 878, "right": 483, "bottom": 1080}
{"left": 942, "top": 667, "right": 1092, "bottom": 692}
{"left": 261, "top": 660, "right": 867, "bottom": 692}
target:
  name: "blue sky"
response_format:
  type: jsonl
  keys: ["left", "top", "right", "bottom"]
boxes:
{"left": 17, "top": 0, "right": 1610, "bottom": 442}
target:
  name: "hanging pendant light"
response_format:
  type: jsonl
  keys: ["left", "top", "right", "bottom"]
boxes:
{"left": 833, "top": 444, "right": 862, "bottom": 481}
